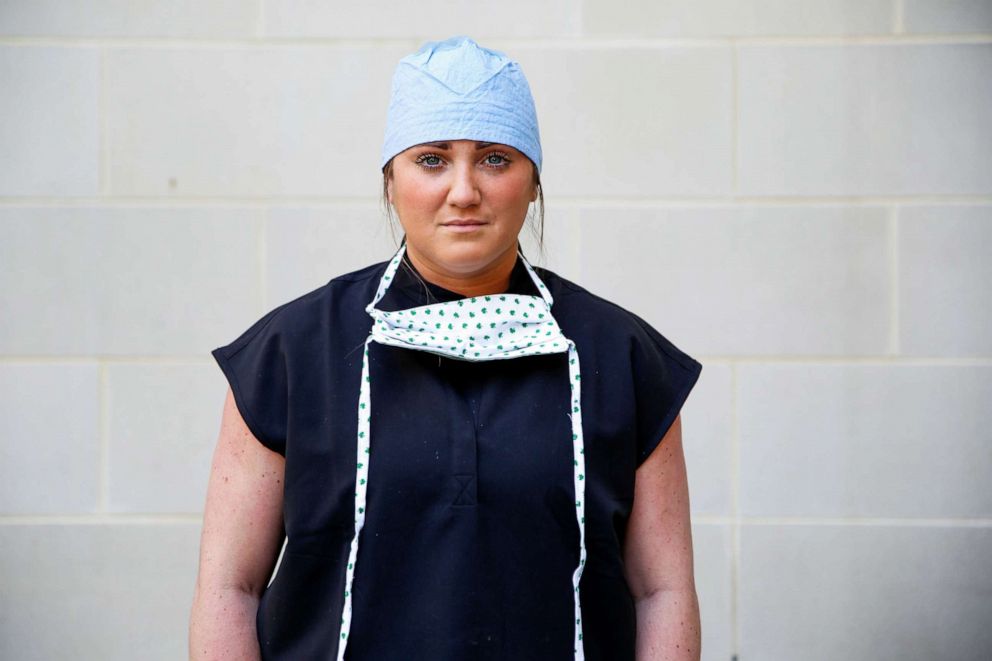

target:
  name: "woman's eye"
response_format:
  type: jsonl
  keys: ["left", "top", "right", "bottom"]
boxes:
{"left": 483, "top": 152, "right": 510, "bottom": 168}
{"left": 416, "top": 154, "right": 443, "bottom": 169}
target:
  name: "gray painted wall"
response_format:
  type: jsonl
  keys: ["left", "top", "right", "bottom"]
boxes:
{"left": 2, "top": 2, "right": 990, "bottom": 659}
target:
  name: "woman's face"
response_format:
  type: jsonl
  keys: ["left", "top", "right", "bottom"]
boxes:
{"left": 387, "top": 139, "right": 537, "bottom": 278}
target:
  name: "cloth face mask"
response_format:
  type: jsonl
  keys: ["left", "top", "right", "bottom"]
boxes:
{"left": 336, "top": 243, "right": 588, "bottom": 660}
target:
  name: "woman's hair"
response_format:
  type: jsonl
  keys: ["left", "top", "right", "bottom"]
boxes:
{"left": 380, "top": 157, "right": 546, "bottom": 260}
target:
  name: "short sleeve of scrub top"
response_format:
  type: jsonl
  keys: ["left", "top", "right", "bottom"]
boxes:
{"left": 212, "top": 304, "right": 291, "bottom": 456}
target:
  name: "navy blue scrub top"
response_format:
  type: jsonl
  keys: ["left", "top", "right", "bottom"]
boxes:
{"left": 211, "top": 250, "right": 702, "bottom": 660}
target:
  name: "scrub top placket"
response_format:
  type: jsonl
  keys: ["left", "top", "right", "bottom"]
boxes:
{"left": 337, "top": 244, "right": 588, "bottom": 660}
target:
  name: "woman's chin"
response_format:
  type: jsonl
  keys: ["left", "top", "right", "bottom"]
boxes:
{"left": 452, "top": 241, "right": 518, "bottom": 265}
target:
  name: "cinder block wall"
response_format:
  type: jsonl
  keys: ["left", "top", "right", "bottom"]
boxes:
{"left": 2, "top": 3, "right": 990, "bottom": 660}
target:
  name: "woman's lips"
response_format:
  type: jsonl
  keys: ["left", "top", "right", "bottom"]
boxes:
{"left": 442, "top": 219, "right": 487, "bottom": 232}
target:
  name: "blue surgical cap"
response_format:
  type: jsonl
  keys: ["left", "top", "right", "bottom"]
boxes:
{"left": 380, "top": 36, "right": 543, "bottom": 173}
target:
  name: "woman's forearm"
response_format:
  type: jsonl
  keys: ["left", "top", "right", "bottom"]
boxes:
{"left": 189, "top": 583, "right": 262, "bottom": 661}
{"left": 634, "top": 587, "right": 701, "bottom": 661}
{"left": 191, "top": 389, "right": 286, "bottom": 660}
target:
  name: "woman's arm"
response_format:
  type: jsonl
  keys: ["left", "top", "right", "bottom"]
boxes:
{"left": 623, "top": 414, "right": 701, "bottom": 661}
{"left": 189, "top": 388, "right": 286, "bottom": 660}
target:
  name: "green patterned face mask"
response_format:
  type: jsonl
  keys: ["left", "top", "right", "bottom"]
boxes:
{"left": 336, "top": 243, "right": 588, "bottom": 659}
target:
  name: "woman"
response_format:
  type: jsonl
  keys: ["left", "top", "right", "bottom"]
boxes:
{"left": 190, "top": 36, "right": 702, "bottom": 661}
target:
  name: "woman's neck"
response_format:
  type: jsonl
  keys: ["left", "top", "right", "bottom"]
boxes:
{"left": 403, "top": 243, "right": 518, "bottom": 298}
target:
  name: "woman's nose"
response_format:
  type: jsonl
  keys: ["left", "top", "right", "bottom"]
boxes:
{"left": 446, "top": 162, "right": 482, "bottom": 208}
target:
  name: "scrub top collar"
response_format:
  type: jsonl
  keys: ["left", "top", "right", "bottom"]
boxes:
{"left": 383, "top": 244, "right": 541, "bottom": 309}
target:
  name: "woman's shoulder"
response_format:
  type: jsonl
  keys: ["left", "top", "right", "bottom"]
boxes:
{"left": 536, "top": 266, "right": 701, "bottom": 373}
{"left": 218, "top": 260, "right": 389, "bottom": 355}
{"left": 536, "top": 265, "right": 655, "bottom": 335}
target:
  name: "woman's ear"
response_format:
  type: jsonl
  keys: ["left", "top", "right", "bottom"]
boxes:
{"left": 386, "top": 177, "right": 394, "bottom": 205}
